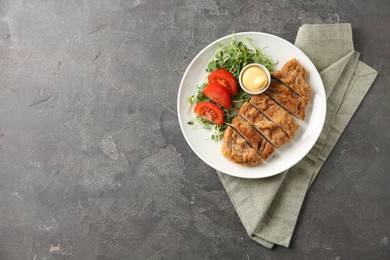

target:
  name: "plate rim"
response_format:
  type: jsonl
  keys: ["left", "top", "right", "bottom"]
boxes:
{"left": 177, "top": 31, "right": 326, "bottom": 179}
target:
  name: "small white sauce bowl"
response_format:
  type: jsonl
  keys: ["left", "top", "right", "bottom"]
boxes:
{"left": 239, "top": 63, "right": 271, "bottom": 95}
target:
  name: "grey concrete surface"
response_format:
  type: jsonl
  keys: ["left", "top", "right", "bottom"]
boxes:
{"left": 0, "top": 0, "right": 389, "bottom": 259}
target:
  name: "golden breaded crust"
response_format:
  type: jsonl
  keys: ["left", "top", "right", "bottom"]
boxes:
{"left": 239, "top": 102, "right": 291, "bottom": 147}
{"left": 231, "top": 117, "right": 275, "bottom": 160}
{"left": 222, "top": 126, "right": 263, "bottom": 166}
{"left": 271, "top": 58, "right": 311, "bottom": 105}
{"left": 221, "top": 59, "right": 310, "bottom": 167}
{"left": 266, "top": 81, "right": 308, "bottom": 120}
{"left": 250, "top": 94, "right": 298, "bottom": 138}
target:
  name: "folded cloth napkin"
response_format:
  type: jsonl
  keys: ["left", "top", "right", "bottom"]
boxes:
{"left": 217, "top": 23, "right": 378, "bottom": 249}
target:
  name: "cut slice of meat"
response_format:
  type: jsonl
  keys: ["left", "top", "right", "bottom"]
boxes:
{"left": 271, "top": 58, "right": 311, "bottom": 103}
{"left": 249, "top": 94, "right": 298, "bottom": 138}
{"left": 222, "top": 126, "right": 263, "bottom": 166}
{"left": 238, "top": 102, "right": 291, "bottom": 148}
{"left": 266, "top": 81, "right": 307, "bottom": 120}
{"left": 239, "top": 114, "right": 276, "bottom": 148}
{"left": 271, "top": 75, "right": 302, "bottom": 97}
{"left": 269, "top": 59, "right": 311, "bottom": 120}
{"left": 231, "top": 117, "right": 275, "bottom": 160}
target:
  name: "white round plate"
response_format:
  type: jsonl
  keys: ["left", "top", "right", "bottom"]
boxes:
{"left": 177, "top": 32, "right": 326, "bottom": 179}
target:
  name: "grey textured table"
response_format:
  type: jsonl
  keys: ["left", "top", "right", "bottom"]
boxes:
{"left": 0, "top": 1, "right": 389, "bottom": 259}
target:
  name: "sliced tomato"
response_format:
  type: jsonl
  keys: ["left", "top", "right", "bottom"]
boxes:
{"left": 194, "top": 102, "right": 224, "bottom": 126}
{"left": 203, "top": 83, "right": 231, "bottom": 109}
{"left": 208, "top": 69, "right": 238, "bottom": 96}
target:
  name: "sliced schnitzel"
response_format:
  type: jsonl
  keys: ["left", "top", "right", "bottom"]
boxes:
{"left": 221, "top": 59, "right": 310, "bottom": 166}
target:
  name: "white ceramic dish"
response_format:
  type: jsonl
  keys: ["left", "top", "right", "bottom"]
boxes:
{"left": 177, "top": 32, "right": 326, "bottom": 179}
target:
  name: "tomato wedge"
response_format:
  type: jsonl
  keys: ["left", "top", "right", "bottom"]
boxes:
{"left": 208, "top": 69, "right": 238, "bottom": 96}
{"left": 203, "top": 83, "right": 231, "bottom": 109}
{"left": 194, "top": 102, "right": 224, "bottom": 126}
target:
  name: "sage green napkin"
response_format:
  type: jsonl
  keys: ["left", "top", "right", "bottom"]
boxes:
{"left": 217, "top": 23, "right": 378, "bottom": 249}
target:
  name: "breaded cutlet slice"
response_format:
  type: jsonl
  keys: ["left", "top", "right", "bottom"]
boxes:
{"left": 250, "top": 94, "right": 298, "bottom": 138}
{"left": 231, "top": 117, "right": 275, "bottom": 160}
{"left": 266, "top": 81, "right": 308, "bottom": 120}
{"left": 239, "top": 102, "right": 291, "bottom": 148}
{"left": 271, "top": 58, "right": 311, "bottom": 103}
{"left": 222, "top": 126, "right": 263, "bottom": 166}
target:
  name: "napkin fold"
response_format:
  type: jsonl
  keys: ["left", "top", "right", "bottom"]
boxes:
{"left": 217, "top": 23, "right": 378, "bottom": 249}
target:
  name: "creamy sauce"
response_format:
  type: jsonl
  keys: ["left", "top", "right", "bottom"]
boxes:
{"left": 241, "top": 66, "right": 268, "bottom": 92}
